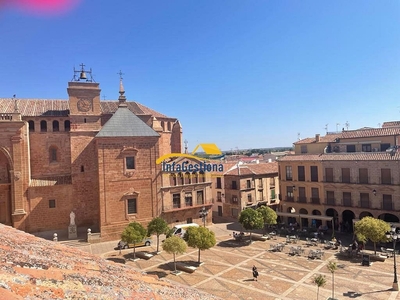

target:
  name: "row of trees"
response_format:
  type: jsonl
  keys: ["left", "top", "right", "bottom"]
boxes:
{"left": 121, "top": 217, "right": 217, "bottom": 273}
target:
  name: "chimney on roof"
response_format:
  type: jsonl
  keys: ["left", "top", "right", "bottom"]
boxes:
{"left": 315, "top": 134, "right": 320, "bottom": 142}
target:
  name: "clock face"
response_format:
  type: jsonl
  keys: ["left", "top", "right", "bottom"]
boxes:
{"left": 77, "top": 98, "right": 92, "bottom": 112}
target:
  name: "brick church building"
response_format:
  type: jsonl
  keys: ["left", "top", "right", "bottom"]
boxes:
{"left": 0, "top": 67, "right": 214, "bottom": 240}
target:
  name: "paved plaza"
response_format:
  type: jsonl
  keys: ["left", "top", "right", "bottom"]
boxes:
{"left": 68, "top": 222, "right": 400, "bottom": 300}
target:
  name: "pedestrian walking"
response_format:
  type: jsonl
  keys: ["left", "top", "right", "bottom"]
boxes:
{"left": 252, "top": 265, "right": 259, "bottom": 281}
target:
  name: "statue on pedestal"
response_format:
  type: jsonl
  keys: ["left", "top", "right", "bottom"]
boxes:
{"left": 70, "top": 211, "right": 76, "bottom": 226}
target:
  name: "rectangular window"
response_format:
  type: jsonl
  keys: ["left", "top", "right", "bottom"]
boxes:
{"left": 383, "top": 194, "right": 393, "bottom": 210}
{"left": 125, "top": 157, "right": 135, "bottom": 169}
{"left": 310, "top": 166, "right": 318, "bottom": 182}
{"left": 298, "top": 187, "right": 306, "bottom": 203}
{"left": 325, "top": 168, "right": 333, "bottom": 182}
{"left": 326, "top": 191, "right": 335, "bottom": 205}
{"left": 360, "top": 193, "right": 369, "bottom": 208}
{"left": 343, "top": 192, "right": 352, "bottom": 206}
{"left": 346, "top": 145, "right": 356, "bottom": 152}
{"left": 217, "top": 191, "right": 222, "bottom": 202}
{"left": 216, "top": 177, "right": 222, "bottom": 189}
{"left": 341, "top": 168, "right": 350, "bottom": 183}
{"left": 49, "top": 199, "right": 56, "bottom": 208}
{"left": 359, "top": 168, "right": 368, "bottom": 184}
{"left": 246, "top": 180, "right": 251, "bottom": 188}
{"left": 270, "top": 189, "right": 275, "bottom": 199}
{"left": 232, "top": 195, "right": 238, "bottom": 204}
{"left": 49, "top": 148, "right": 57, "bottom": 163}
{"left": 173, "top": 194, "right": 180, "bottom": 209}
{"left": 298, "top": 166, "right": 305, "bottom": 181}
{"left": 196, "top": 190, "right": 204, "bottom": 205}
{"left": 286, "top": 186, "right": 294, "bottom": 201}
{"left": 301, "top": 145, "right": 308, "bottom": 154}
{"left": 185, "top": 193, "right": 193, "bottom": 207}
{"left": 311, "top": 187, "right": 319, "bottom": 204}
{"left": 362, "top": 144, "right": 371, "bottom": 152}
{"left": 231, "top": 181, "right": 237, "bottom": 189}
{"left": 127, "top": 198, "right": 137, "bottom": 214}
{"left": 286, "top": 166, "right": 293, "bottom": 181}
{"left": 247, "top": 194, "right": 252, "bottom": 202}
{"left": 381, "top": 168, "right": 392, "bottom": 184}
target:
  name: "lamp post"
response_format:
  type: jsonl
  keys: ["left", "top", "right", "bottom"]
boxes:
{"left": 386, "top": 225, "right": 399, "bottom": 291}
{"left": 199, "top": 207, "right": 208, "bottom": 227}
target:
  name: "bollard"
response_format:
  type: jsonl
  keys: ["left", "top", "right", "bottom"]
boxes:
{"left": 53, "top": 233, "right": 58, "bottom": 242}
{"left": 87, "top": 228, "right": 91, "bottom": 242}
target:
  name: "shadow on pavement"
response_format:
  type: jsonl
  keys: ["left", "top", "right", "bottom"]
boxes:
{"left": 145, "top": 270, "right": 168, "bottom": 279}
{"left": 217, "top": 239, "right": 252, "bottom": 248}
{"left": 106, "top": 257, "right": 126, "bottom": 264}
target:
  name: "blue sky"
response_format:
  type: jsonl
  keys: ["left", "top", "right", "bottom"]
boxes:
{"left": 1, "top": 1, "right": 400, "bottom": 151}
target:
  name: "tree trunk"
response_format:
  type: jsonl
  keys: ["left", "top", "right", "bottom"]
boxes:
{"left": 250, "top": 231, "right": 252, "bottom": 243}
{"left": 133, "top": 244, "right": 136, "bottom": 259}
{"left": 156, "top": 234, "right": 160, "bottom": 253}
{"left": 374, "top": 242, "right": 377, "bottom": 255}
{"left": 173, "top": 253, "right": 176, "bottom": 273}
{"left": 332, "top": 273, "right": 335, "bottom": 299}
{"left": 198, "top": 248, "right": 201, "bottom": 265}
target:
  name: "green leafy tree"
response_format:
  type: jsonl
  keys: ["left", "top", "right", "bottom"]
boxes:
{"left": 256, "top": 206, "right": 277, "bottom": 235}
{"left": 312, "top": 274, "right": 326, "bottom": 300}
{"left": 238, "top": 208, "right": 264, "bottom": 243}
{"left": 327, "top": 261, "right": 338, "bottom": 300}
{"left": 147, "top": 217, "right": 169, "bottom": 253}
{"left": 184, "top": 226, "right": 216, "bottom": 265}
{"left": 121, "top": 222, "right": 147, "bottom": 260}
{"left": 354, "top": 216, "right": 390, "bottom": 254}
{"left": 162, "top": 236, "right": 187, "bottom": 273}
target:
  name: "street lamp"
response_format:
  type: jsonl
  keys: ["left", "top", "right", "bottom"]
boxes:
{"left": 199, "top": 207, "right": 209, "bottom": 227}
{"left": 386, "top": 225, "right": 400, "bottom": 291}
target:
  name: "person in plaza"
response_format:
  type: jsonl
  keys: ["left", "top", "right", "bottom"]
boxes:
{"left": 252, "top": 265, "right": 259, "bottom": 281}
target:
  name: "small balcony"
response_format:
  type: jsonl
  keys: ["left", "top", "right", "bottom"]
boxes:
{"left": 258, "top": 184, "right": 263, "bottom": 190}
{"left": 326, "top": 198, "right": 335, "bottom": 206}
{"left": 342, "top": 199, "right": 352, "bottom": 207}
{"left": 311, "top": 197, "right": 320, "bottom": 204}
{"left": 297, "top": 196, "right": 307, "bottom": 203}
{"left": 285, "top": 196, "right": 294, "bottom": 202}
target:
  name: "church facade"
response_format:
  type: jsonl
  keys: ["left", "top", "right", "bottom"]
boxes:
{"left": 0, "top": 67, "right": 213, "bottom": 240}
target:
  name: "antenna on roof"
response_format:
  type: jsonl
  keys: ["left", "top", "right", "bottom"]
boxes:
{"left": 324, "top": 124, "right": 328, "bottom": 134}
{"left": 297, "top": 132, "right": 301, "bottom": 140}
{"left": 336, "top": 123, "right": 340, "bottom": 132}
{"left": 345, "top": 121, "right": 350, "bottom": 130}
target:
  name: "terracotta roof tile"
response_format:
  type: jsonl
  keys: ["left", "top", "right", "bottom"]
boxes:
{"left": 340, "top": 127, "right": 400, "bottom": 138}
{"left": 382, "top": 121, "right": 400, "bottom": 128}
{"left": 0, "top": 99, "right": 172, "bottom": 119}
{"left": 224, "top": 162, "right": 278, "bottom": 176}
{"left": 294, "top": 134, "right": 341, "bottom": 145}
{"left": 0, "top": 224, "right": 219, "bottom": 300}
{"left": 278, "top": 152, "right": 400, "bottom": 162}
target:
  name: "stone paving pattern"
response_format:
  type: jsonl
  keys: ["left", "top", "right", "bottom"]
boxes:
{"left": 100, "top": 223, "right": 400, "bottom": 300}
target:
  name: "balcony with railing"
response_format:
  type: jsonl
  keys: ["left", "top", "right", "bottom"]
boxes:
{"left": 382, "top": 201, "right": 393, "bottom": 210}
{"left": 357, "top": 176, "right": 369, "bottom": 184}
{"left": 360, "top": 200, "right": 370, "bottom": 209}
{"left": 258, "top": 184, "right": 263, "bottom": 190}
{"left": 285, "top": 196, "right": 294, "bottom": 202}
{"left": 379, "top": 177, "right": 393, "bottom": 185}
{"left": 311, "top": 197, "right": 320, "bottom": 204}
{"left": 342, "top": 198, "right": 352, "bottom": 207}
{"left": 163, "top": 201, "right": 212, "bottom": 212}
{"left": 326, "top": 198, "right": 335, "bottom": 206}
{"left": 297, "top": 196, "right": 307, "bottom": 203}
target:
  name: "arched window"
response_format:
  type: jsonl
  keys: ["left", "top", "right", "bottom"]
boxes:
{"left": 40, "top": 120, "right": 47, "bottom": 132}
{"left": 161, "top": 121, "right": 165, "bottom": 131}
{"left": 64, "top": 120, "right": 70, "bottom": 132}
{"left": 52, "top": 120, "right": 59, "bottom": 132}
{"left": 28, "top": 120, "right": 35, "bottom": 132}
{"left": 81, "top": 165, "right": 85, "bottom": 172}
{"left": 49, "top": 146, "right": 58, "bottom": 163}
{"left": 167, "top": 122, "right": 172, "bottom": 131}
